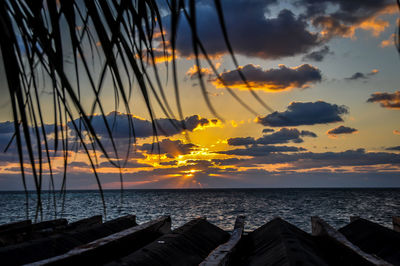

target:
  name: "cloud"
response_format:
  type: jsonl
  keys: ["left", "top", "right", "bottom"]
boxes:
{"left": 0, "top": 121, "right": 15, "bottom": 134}
{"left": 227, "top": 137, "right": 255, "bottom": 147}
{"left": 212, "top": 64, "right": 321, "bottom": 92}
{"left": 220, "top": 145, "right": 306, "bottom": 156}
{"left": 186, "top": 63, "right": 220, "bottom": 80}
{"left": 283, "top": 148, "right": 400, "bottom": 169}
{"left": 186, "top": 65, "right": 214, "bottom": 79}
{"left": 367, "top": 91, "right": 400, "bottom": 109}
{"left": 299, "top": 0, "right": 396, "bottom": 39}
{"left": 345, "top": 69, "right": 379, "bottom": 81}
{"left": 140, "top": 48, "right": 176, "bottom": 64}
{"left": 224, "top": 147, "right": 400, "bottom": 169}
{"left": 256, "top": 101, "right": 349, "bottom": 127}
{"left": 327, "top": 125, "right": 358, "bottom": 136}
{"left": 167, "top": 3, "right": 321, "bottom": 60}
{"left": 256, "top": 128, "right": 317, "bottom": 145}
{"left": 262, "top": 128, "right": 275, "bottom": 133}
{"left": 302, "top": 46, "right": 332, "bottom": 62}
{"left": 228, "top": 128, "right": 317, "bottom": 147}
{"left": 140, "top": 139, "right": 198, "bottom": 157}
{"left": 69, "top": 112, "right": 219, "bottom": 139}
{"left": 386, "top": 146, "right": 400, "bottom": 151}
{"left": 380, "top": 33, "right": 396, "bottom": 48}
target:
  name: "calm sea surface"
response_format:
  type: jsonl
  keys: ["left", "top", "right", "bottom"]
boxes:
{"left": 0, "top": 188, "right": 399, "bottom": 232}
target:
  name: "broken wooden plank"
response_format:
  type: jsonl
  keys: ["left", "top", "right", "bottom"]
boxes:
{"left": 311, "top": 216, "right": 391, "bottom": 266}
{"left": 200, "top": 215, "right": 245, "bottom": 266}
{"left": 393, "top": 217, "right": 400, "bottom": 233}
{"left": 107, "top": 218, "right": 229, "bottom": 266}
{"left": 28, "top": 216, "right": 171, "bottom": 266}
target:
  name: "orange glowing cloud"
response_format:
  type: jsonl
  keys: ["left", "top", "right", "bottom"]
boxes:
{"left": 137, "top": 48, "right": 176, "bottom": 64}
{"left": 380, "top": 33, "right": 396, "bottom": 48}
{"left": 316, "top": 4, "right": 397, "bottom": 39}
{"left": 186, "top": 65, "right": 218, "bottom": 79}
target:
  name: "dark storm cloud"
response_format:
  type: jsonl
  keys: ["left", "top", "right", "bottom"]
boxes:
{"left": 140, "top": 139, "right": 198, "bottom": 157}
{"left": 345, "top": 70, "right": 379, "bottom": 81}
{"left": 302, "top": 46, "right": 332, "bottom": 62}
{"left": 167, "top": 2, "right": 320, "bottom": 59}
{"left": 327, "top": 125, "right": 358, "bottom": 136}
{"left": 367, "top": 91, "right": 400, "bottom": 109}
{"left": 386, "top": 146, "right": 400, "bottom": 151}
{"left": 69, "top": 112, "right": 218, "bottom": 139}
{"left": 257, "top": 101, "right": 349, "bottom": 127}
{"left": 213, "top": 64, "right": 321, "bottom": 91}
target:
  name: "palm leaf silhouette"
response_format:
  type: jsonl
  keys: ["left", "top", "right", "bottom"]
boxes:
{"left": 0, "top": 0, "right": 276, "bottom": 220}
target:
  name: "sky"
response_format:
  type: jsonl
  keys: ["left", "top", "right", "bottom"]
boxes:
{"left": 0, "top": 0, "right": 400, "bottom": 190}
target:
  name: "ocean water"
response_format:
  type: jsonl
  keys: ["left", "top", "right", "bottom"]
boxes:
{"left": 0, "top": 188, "right": 399, "bottom": 232}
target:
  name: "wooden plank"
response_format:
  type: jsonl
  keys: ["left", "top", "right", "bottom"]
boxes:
{"left": 0, "top": 220, "right": 32, "bottom": 246}
{"left": 0, "top": 214, "right": 138, "bottom": 265}
{"left": 28, "top": 216, "right": 171, "bottom": 266}
{"left": 311, "top": 216, "right": 392, "bottom": 266}
{"left": 107, "top": 218, "right": 229, "bottom": 266}
{"left": 340, "top": 218, "right": 400, "bottom": 265}
{"left": 200, "top": 215, "right": 245, "bottom": 266}
{"left": 393, "top": 217, "right": 400, "bottom": 233}
{"left": 0, "top": 220, "right": 31, "bottom": 234}
{"left": 64, "top": 216, "right": 102, "bottom": 231}
{"left": 0, "top": 219, "right": 68, "bottom": 247}
{"left": 242, "top": 217, "right": 329, "bottom": 266}
{"left": 32, "top": 219, "right": 68, "bottom": 232}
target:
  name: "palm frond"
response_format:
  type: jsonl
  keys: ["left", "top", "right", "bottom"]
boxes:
{"left": 0, "top": 0, "right": 278, "bottom": 219}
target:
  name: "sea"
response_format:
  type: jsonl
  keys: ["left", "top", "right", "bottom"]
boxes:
{"left": 0, "top": 188, "right": 399, "bottom": 232}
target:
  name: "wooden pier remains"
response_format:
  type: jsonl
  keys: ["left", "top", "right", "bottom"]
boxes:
{"left": 0, "top": 215, "right": 399, "bottom": 265}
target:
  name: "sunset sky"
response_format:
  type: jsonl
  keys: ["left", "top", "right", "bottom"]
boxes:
{"left": 0, "top": 0, "right": 400, "bottom": 190}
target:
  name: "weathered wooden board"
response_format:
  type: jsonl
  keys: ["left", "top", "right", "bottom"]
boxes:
{"left": 242, "top": 217, "right": 328, "bottom": 266}
{"left": 107, "top": 218, "right": 229, "bottom": 266}
{"left": 338, "top": 217, "right": 400, "bottom": 265}
{"left": 28, "top": 216, "right": 171, "bottom": 266}
{"left": 64, "top": 215, "right": 102, "bottom": 231}
{"left": 0, "top": 215, "right": 137, "bottom": 265}
{"left": 200, "top": 215, "right": 245, "bottom": 266}
{"left": 312, "top": 216, "right": 391, "bottom": 266}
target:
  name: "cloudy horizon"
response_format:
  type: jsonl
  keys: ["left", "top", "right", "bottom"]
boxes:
{"left": 0, "top": 0, "right": 399, "bottom": 190}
